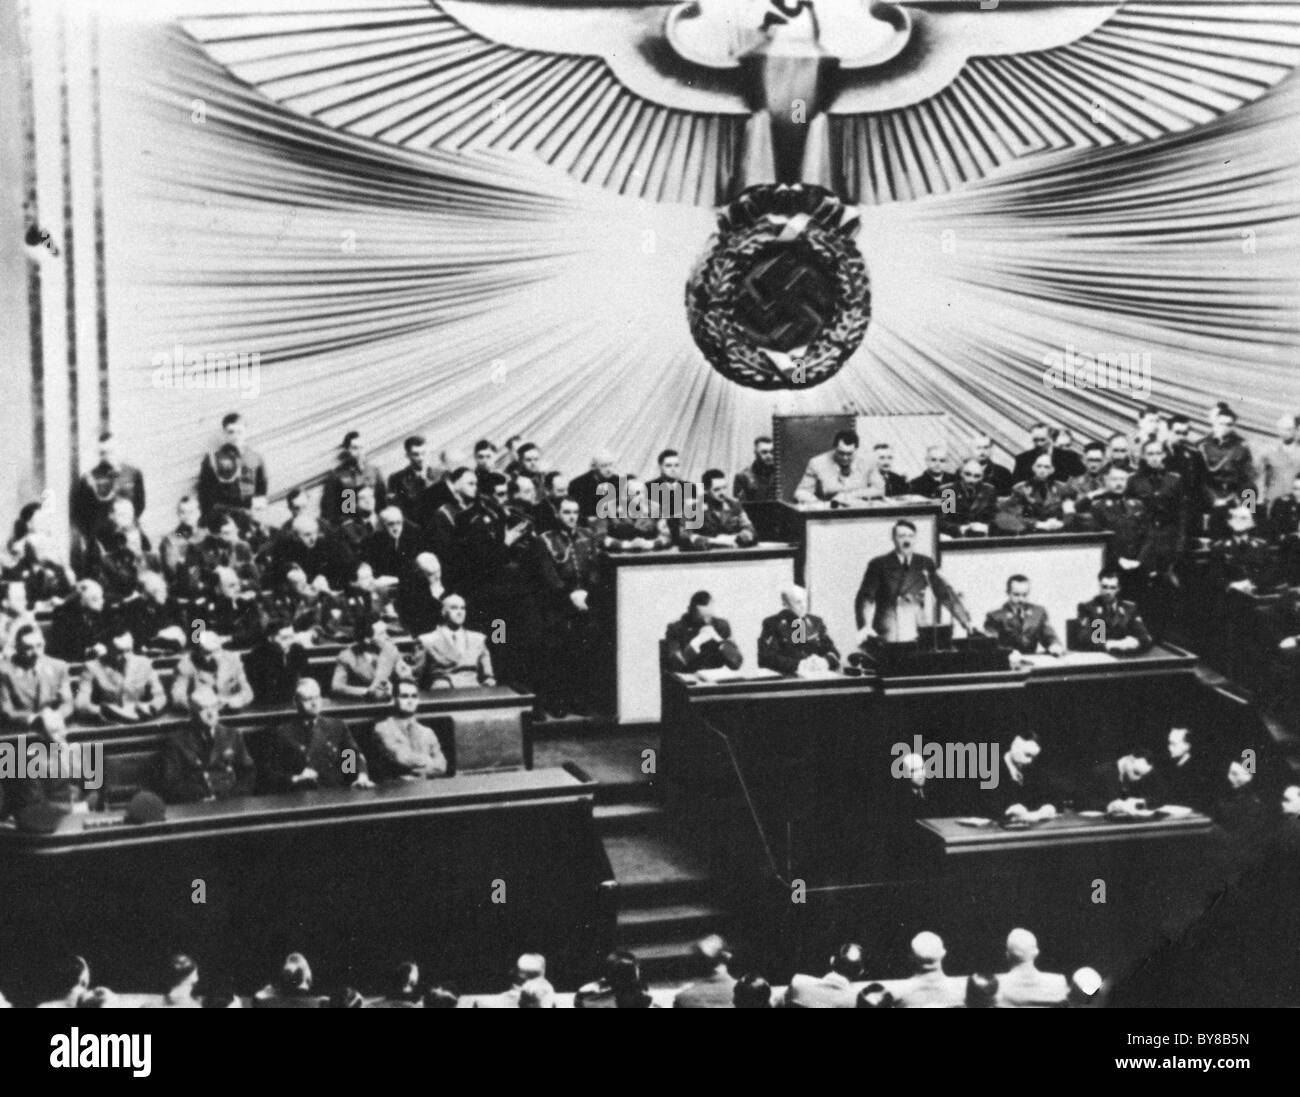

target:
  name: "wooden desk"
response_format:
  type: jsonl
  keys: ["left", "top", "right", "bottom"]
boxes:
{"left": 939, "top": 532, "right": 1110, "bottom": 639}
{"left": 782, "top": 500, "right": 940, "bottom": 652}
{"left": 918, "top": 811, "right": 1215, "bottom": 857}
{"left": 603, "top": 544, "right": 796, "bottom": 724}
{"left": 0, "top": 766, "right": 614, "bottom": 999}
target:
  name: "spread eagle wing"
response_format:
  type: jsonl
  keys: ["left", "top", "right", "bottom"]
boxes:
{"left": 182, "top": 0, "right": 1300, "bottom": 206}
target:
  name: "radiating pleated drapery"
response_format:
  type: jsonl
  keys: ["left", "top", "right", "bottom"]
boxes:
{"left": 101, "top": 19, "right": 1298, "bottom": 534}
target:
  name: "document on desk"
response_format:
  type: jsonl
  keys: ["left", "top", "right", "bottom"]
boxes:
{"left": 695, "top": 667, "right": 783, "bottom": 683}
{"left": 1020, "top": 652, "right": 1114, "bottom": 669}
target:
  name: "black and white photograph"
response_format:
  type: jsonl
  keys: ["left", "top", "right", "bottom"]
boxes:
{"left": 0, "top": 0, "right": 1297, "bottom": 1066}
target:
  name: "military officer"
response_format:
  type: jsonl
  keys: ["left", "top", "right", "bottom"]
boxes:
{"left": 663, "top": 591, "right": 744, "bottom": 674}
{"left": 1072, "top": 571, "right": 1153, "bottom": 654}
{"left": 536, "top": 497, "right": 601, "bottom": 716}
{"left": 681, "top": 470, "right": 757, "bottom": 549}
{"left": 983, "top": 575, "right": 1064, "bottom": 656}
{"left": 1210, "top": 505, "right": 1276, "bottom": 593}
{"left": 758, "top": 585, "right": 841, "bottom": 675}
{"left": 939, "top": 460, "right": 998, "bottom": 537}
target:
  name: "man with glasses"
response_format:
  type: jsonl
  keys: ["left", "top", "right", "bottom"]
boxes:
{"left": 1072, "top": 570, "right": 1153, "bottom": 654}
{"left": 939, "top": 459, "right": 997, "bottom": 537}
{"left": 733, "top": 436, "right": 777, "bottom": 503}
{"left": 370, "top": 681, "right": 448, "bottom": 779}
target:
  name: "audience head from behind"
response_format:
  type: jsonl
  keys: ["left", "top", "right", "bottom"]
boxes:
{"left": 386, "top": 961, "right": 422, "bottom": 1006}
{"left": 161, "top": 953, "right": 200, "bottom": 1007}
{"left": 329, "top": 986, "right": 365, "bottom": 1009}
{"left": 140, "top": 570, "right": 170, "bottom": 605}
{"left": 830, "top": 941, "right": 866, "bottom": 981}
{"left": 415, "top": 552, "right": 442, "bottom": 583}
{"left": 202, "top": 990, "right": 243, "bottom": 1009}
{"left": 695, "top": 933, "right": 732, "bottom": 975}
{"left": 733, "top": 973, "right": 772, "bottom": 1009}
{"left": 269, "top": 952, "right": 313, "bottom": 999}
{"left": 513, "top": 952, "right": 546, "bottom": 986}
{"left": 423, "top": 983, "right": 460, "bottom": 1009}
{"left": 518, "top": 978, "right": 555, "bottom": 1009}
{"left": 1067, "top": 967, "right": 1104, "bottom": 1007}
{"left": 856, "top": 982, "right": 895, "bottom": 1009}
{"left": 1226, "top": 759, "right": 1254, "bottom": 791}
{"left": 965, "top": 973, "right": 999, "bottom": 1008}
{"left": 1005, "top": 927, "right": 1042, "bottom": 970}
{"left": 831, "top": 429, "right": 860, "bottom": 472}
{"left": 77, "top": 987, "right": 120, "bottom": 1009}
{"left": 578, "top": 949, "right": 652, "bottom": 1008}
{"left": 40, "top": 954, "right": 92, "bottom": 1008}
{"left": 909, "top": 931, "right": 947, "bottom": 974}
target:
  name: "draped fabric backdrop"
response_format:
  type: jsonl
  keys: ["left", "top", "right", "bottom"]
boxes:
{"left": 100, "top": 17, "right": 1299, "bottom": 535}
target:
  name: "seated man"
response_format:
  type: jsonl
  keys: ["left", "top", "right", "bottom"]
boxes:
{"left": 74, "top": 625, "right": 167, "bottom": 723}
{"left": 988, "top": 732, "right": 1059, "bottom": 821}
{"left": 1065, "top": 442, "right": 1109, "bottom": 511}
{"left": 872, "top": 443, "right": 909, "bottom": 497}
{"left": 340, "top": 561, "right": 398, "bottom": 629}
{"left": 794, "top": 430, "right": 883, "bottom": 506}
{"left": 590, "top": 476, "right": 671, "bottom": 552}
{"left": 162, "top": 686, "right": 256, "bottom": 803}
{"left": 663, "top": 591, "right": 743, "bottom": 674}
{"left": 330, "top": 617, "right": 413, "bottom": 701}
{"left": 1214, "top": 758, "right": 1268, "bottom": 836}
{"left": 266, "top": 514, "right": 354, "bottom": 592}
{"left": 782, "top": 943, "right": 864, "bottom": 1008}
{"left": 243, "top": 618, "right": 310, "bottom": 706}
{"left": 169, "top": 631, "right": 254, "bottom": 713}
{"left": 1001, "top": 453, "right": 1077, "bottom": 534}
{"left": 84, "top": 496, "right": 158, "bottom": 604}
{"left": 758, "top": 584, "right": 840, "bottom": 676}
{"left": 1071, "top": 570, "right": 1153, "bottom": 654}
{"left": 893, "top": 931, "right": 966, "bottom": 1009}
{"left": 267, "top": 563, "right": 346, "bottom": 643}
{"left": 996, "top": 928, "right": 1068, "bottom": 1008}
{"left": 681, "top": 469, "right": 756, "bottom": 549}
{"left": 370, "top": 681, "right": 449, "bottom": 780}
{"left": 0, "top": 623, "right": 74, "bottom": 730}
{"left": 0, "top": 579, "right": 37, "bottom": 657}
{"left": 410, "top": 594, "right": 495, "bottom": 689}
{"left": 1211, "top": 504, "right": 1277, "bottom": 594}
{"left": 671, "top": 936, "right": 735, "bottom": 1010}
{"left": 363, "top": 506, "right": 425, "bottom": 582}
{"left": 939, "top": 460, "right": 997, "bottom": 537}
{"left": 337, "top": 484, "right": 381, "bottom": 554}
{"left": 263, "top": 678, "right": 374, "bottom": 792}
{"left": 200, "top": 566, "right": 265, "bottom": 650}
{"left": 48, "top": 579, "right": 110, "bottom": 662}
{"left": 114, "top": 570, "right": 187, "bottom": 653}
{"left": 1268, "top": 472, "right": 1300, "bottom": 584}
{"left": 908, "top": 446, "right": 957, "bottom": 501}
{"left": 1080, "top": 747, "right": 1162, "bottom": 815}
{"left": 395, "top": 552, "right": 445, "bottom": 638}
{"left": 1160, "top": 726, "right": 1212, "bottom": 811}
{"left": 983, "top": 574, "right": 1064, "bottom": 656}
{"left": 196, "top": 511, "right": 260, "bottom": 592}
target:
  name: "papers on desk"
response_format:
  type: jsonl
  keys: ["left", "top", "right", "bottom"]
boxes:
{"left": 1019, "top": 652, "right": 1114, "bottom": 669}
{"left": 695, "top": 667, "right": 783, "bottom": 683}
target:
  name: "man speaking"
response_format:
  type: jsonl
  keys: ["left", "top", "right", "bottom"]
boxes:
{"left": 854, "top": 520, "right": 972, "bottom": 643}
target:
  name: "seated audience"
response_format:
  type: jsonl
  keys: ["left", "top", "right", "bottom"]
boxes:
{"left": 997, "top": 928, "right": 1069, "bottom": 1007}
{"left": 263, "top": 678, "right": 373, "bottom": 792}
{"left": 590, "top": 476, "right": 670, "bottom": 552}
{"left": 74, "top": 624, "right": 167, "bottom": 722}
{"left": 733, "top": 973, "right": 773, "bottom": 1009}
{"left": 682, "top": 469, "right": 756, "bottom": 549}
{"left": 569, "top": 449, "right": 623, "bottom": 521}
{"left": 196, "top": 511, "right": 259, "bottom": 591}
{"left": 1160, "top": 726, "right": 1212, "bottom": 811}
{"left": 965, "top": 973, "right": 999, "bottom": 1009}
{"left": 170, "top": 631, "right": 254, "bottom": 713}
{"left": 672, "top": 935, "right": 736, "bottom": 1009}
{"left": 989, "top": 732, "right": 1059, "bottom": 821}
{"left": 201, "top": 565, "right": 264, "bottom": 649}
{"left": 1012, "top": 422, "right": 1084, "bottom": 483}
{"left": 474, "top": 953, "right": 549, "bottom": 1009}
{"left": 1066, "top": 967, "right": 1106, "bottom": 1008}
{"left": 364, "top": 506, "right": 424, "bottom": 581}
{"left": 872, "top": 443, "right": 909, "bottom": 497}
{"left": 159, "top": 496, "right": 205, "bottom": 597}
{"left": 0, "top": 579, "right": 37, "bottom": 656}
{"left": 84, "top": 496, "right": 158, "bottom": 603}
{"left": 1211, "top": 505, "right": 1276, "bottom": 594}
{"left": 1002, "top": 453, "right": 1077, "bottom": 533}
{"left": 0, "top": 622, "right": 74, "bottom": 730}
{"left": 894, "top": 931, "right": 966, "bottom": 1008}
{"left": 575, "top": 950, "right": 654, "bottom": 1009}
{"left": 1080, "top": 748, "right": 1162, "bottom": 815}
{"left": 3, "top": 501, "right": 74, "bottom": 604}
{"left": 337, "top": 484, "right": 381, "bottom": 553}
{"left": 908, "top": 446, "right": 956, "bottom": 500}
{"left": 1071, "top": 570, "right": 1153, "bottom": 654}
{"left": 1066, "top": 442, "right": 1109, "bottom": 507}
{"left": 971, "top": 434, "right": 1013, "bottom": 496}
{"left": 369, "top": 961, "right": 423, "bottom": 1008}
{"left": 115, "top": 570, "right": 187, "bottom": 653}
{"left": 49, "top": 579, "right": 110, "bottom": 661}
{"left": 252, "top": 953, "right": 323, "bottom": 1008}
{"left": 782, "top": 943, "right": 864, "bottom": 1008}
{"left": 37, "top": 956, "right": 92, "bottom": 1009}
{"left": 268, "top": 563, "right": 345, "bottom": 642}
{"left": 410, "top": 594, "right": 495, "bottom": 689}
{"left": 266, "top": 514, "right": 354, "bottom": 592}
{"left": 331, "top": 617, "right": 412, "bottom": 701}
{"left": 162, "top": 686, "right": 256, "bottom": 804}
{"left": 663, "top": 591, "right": 743, "bottom": 674}
{"left": 983, "top": 574, "right": 1064, "bottom": 656}
{"left": 758, "top": 584, "right": 840, "bottom": 676}
{"left": 243, "top": 618, "right": 309, "bottom": 706}
{"left": 396, "top": 552, "right": 445, "bottom": 637}
{"left": 145, "top": 954, "right": 201, "bottom": 1009}
{"left": 370, "top": 681, "right": 449, "bottom": 780}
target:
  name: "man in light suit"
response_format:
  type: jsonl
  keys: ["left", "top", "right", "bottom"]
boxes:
{"left": 855, "top": 520, "right": 971, "bottom": 643}
{"left": 74, "top": 625, "right": 168, "bottom": 722}
{"left": 983, "top": 575, "right": 1064, "bottom": 656}
{"left": 370, "top": 681, "right": 448, "bottom": 780}
{"left": 893, "top": 931, "right": 967, "bottom": 1008}
{"left": 996, "top": 928, "right": 1069, "bottom": 1007}
{"left": 794, "top": 430, "right": 884, "bottom": 506}
{"left": 782, "top": 943, "right": 864, "bottom": 1008}
{"left": 474, "top": 953, "right": 552, "bottom": 1008}
{"left": 411, "top": 594, "right": 496, "bottom": 689}
{"left": 673, "top": 936, "right": 736, "bottom": 1009}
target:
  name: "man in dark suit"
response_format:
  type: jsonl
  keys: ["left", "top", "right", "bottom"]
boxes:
{"left": 907, "top": 445, "right": 956, "bottom": 500}
{"left": 872, "top": 443, "right": 910, "bottom": 497}
{"left": 262, "top": 678, "right": 374, "bottom": 792}
{"left": 387, "top": 435, "right": 437, "bottom": 522}
{"left": 569, "top": 450, "right": 623, "bottom": 521}
{"left": 663, "top": 591, "right": 743, "bottom": 674}
{"left": 940, "top": 460, "right": 998, "bottom": 536}
{"left": 971, "top": 434, "right": 1014, "bottom": 496}
{"left": 266, "top": 515, "right": 354, "bottom": 592}
{"left": 1012, "top": 422, "right": 1084, "bottom": 484}
{"left": 320, "top": 430, "right": 387, "bottom": 526}
{"left": 162, "top": 686, "right": 256, "bottom": 804}
{"left": 1079, "top": 748, "right": 1163, "bottom": 813}
{"left": 1161, "top": 727, "right": 1213, "bottom": 811}
{"left": 988, "top": 731, "right": 1060, "bottom": 820}
{"left": 672, "top": 936, "right": 736, "bottom": 1009}
{"left": 983, "top": 575, "right": 1064, "bottom": 655}
{"left": 244, "top": 618, "right": 309, "bottom": 706}
{"left": 48, "top": 580, "right": 111, "bottom": 662}
{"left": 362, "top": 506, "right": 425, "bottom": 581}
{"left": 1072, "top": 570, "right": 1153, "bottom": 653}
{"left": 396, "top": 552, "right": 446, "bottom": 638}
{"left": 855, "top": 520, "right": 971, "bottom": 643}
{"left": 758, "top": 585, "right": 840, "bottom": 675}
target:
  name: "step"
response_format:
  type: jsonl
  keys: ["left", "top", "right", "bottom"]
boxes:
{"left": 602, "top": 833, "right": 711, "bottom": 902}
{"left": 616, "top": 901, "right": 730, "bottom": 946}
{"left": 627, "top": 938, "right": 726, "bottom": 982}
{"left": 594, "top": 802, "right": 667, "bottom": 833}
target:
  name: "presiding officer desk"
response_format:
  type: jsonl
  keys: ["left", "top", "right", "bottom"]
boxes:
{"left": 0, "top": 765, "right": 615, "bottom": 999}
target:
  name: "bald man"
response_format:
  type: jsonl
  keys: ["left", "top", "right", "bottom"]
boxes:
{"left": 940, "top": 459, "right": 998, "bottom": 536}
{"left": 569, "top": 450, "right": 623, "bottom": 521}
{"left": 996, "top": 929, "right": 1069, "bottom": 1007}
{"left": 894, "top": 932, "right": 966, "bottom": 1008}
{"left": 263, "top": 678, "right": 373, "bottom": 792}
{"left": 758, "top": 585, "right": 840, "bottom": 675}
{"left": 396, "top": 551, "right": 446, "bottom": 637}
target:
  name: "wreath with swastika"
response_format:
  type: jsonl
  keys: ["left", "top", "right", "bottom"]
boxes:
{"left": 686, "top": 184, "right": 871, "bottom": 390}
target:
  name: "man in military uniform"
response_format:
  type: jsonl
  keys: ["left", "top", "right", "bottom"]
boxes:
{"left": 1072, "top": 570, "right": 1153, "bottom": 654}
{"left": 733, "top": 436, "right": 777, "bottom": 503}
{"left": 535, "top": 497, "right": 600, "bottom": 716}
{"left": 428, "top": 467, "right": 477, "bottom": 583}
{"left": 1001, "top": 453, "right": 1078, "bottom": 533}
{"left": 907, "top": 446, "right": 957, "bottom": 500}
{"left": 263, "top": 678, "right": 374, "bottom": 793}
{"left": 159, "top": 496, "right": 206, "bottom": 600}
{"left": 198, "top": 412, "right": 268, "bottom": 520}
{"left": 855, "top": 520, "right": 972, "bottom": 643}
{"left": 663, "top": 591, "right": 743, "bottom": 674}
{"left": 387, "top": 435, "right": 437, "bottom": 523}
{"left": 758, "top": 584, "right": 841, "bottom": 675}
{"left": 321, "top": 430, "right": 387, "bottom": 526}
{"left": 983, "top": 575, "right": 1064, "bottom": 656}
{"left": 535, "top": 472, "right": 570, "bottom": 534}
{"left": 589, "top": 476, "right": 672, "bottom": 552}
{"left": 197, "top": 511, "right": 260, "bottom": 592}
{"left": 681, "top": 470, "right": 757, "bottom": 549}
{"left": 1126, "top": 441, "right": 1187, "bottom": 607}
{"left": 970, "top": 435, "right": 1014, "bottom": 497}
{"left": 1210, "top": 505, "right": 1277, "bottom": 593}
{"left": 1084, "top": 465, "right": 1153, "bottom": 585}
{"left": 1165, "top": 415, "right": 1210, "bottom": 537}
{"left": 1268, "top": 473, "right": 1300, "bottom": 585}
{"left": 939, "top": 460, "right": 997, "bottom": 537}
{"left": 71, "top": 432, "right": 146, "bottom": 540}
{"left": 84, "top": 497, "right": 158, "bottom": 604}
{"left": 161, "top": 686, "right": 257, "bottom": 804}
{"left": 267, "top": 562, "right": 345, "bottom": 642}
{"left": 1065, "top": 443, "right": 1109, "bottom": 515}
{"left": 1199, "top": 403, "right": 1255, "bottom": 537}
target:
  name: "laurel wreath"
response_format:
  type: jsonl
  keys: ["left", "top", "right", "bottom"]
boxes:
{"left": 686, "top": 187, "right": 871, "bottom": 391}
